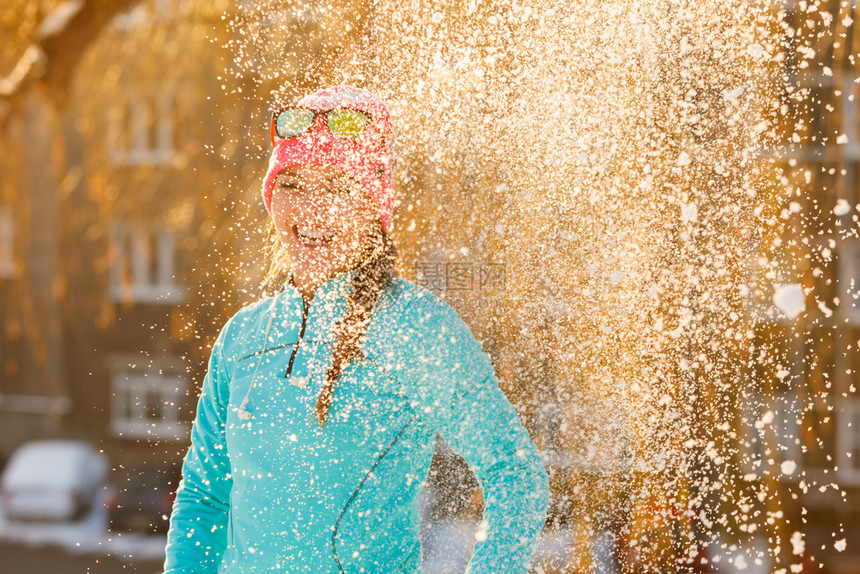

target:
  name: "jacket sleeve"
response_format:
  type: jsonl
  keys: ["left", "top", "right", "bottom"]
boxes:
{"left": 163, "top": 317, "right": 234, "bottom": 574}
{"left": 395, "top": 296, "right": 549, "bottom": 574}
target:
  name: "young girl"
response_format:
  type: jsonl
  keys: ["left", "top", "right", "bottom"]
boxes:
{"left": 163, "top": 86, "right": 549, "bottom": 574}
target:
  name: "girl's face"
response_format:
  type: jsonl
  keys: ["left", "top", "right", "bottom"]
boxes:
{"left": 271, "top": 164, "right": 379, "bottom": 285}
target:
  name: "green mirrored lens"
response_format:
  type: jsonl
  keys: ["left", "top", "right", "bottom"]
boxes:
{"left": 276, "top": 109, "right": 315, "bottom": 138}
{"left": 326, "top": 109, "right": 369, "bottom": 139}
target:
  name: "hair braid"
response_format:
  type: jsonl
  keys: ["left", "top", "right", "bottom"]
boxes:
{"left": 314, "top": 228, "right": 398, "bottom": 427}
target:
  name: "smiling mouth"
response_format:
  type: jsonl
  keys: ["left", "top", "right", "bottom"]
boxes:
{"left": 294, "top": 225, "right": 335, "bottom": 247}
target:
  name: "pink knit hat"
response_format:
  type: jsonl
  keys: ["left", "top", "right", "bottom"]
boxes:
{"left": 262, "top": 86, "right": 395, "bottom": 233}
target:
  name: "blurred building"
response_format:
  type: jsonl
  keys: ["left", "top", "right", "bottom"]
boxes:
{"left": 12, "top": 1, "right": 860, "bottom": 572}
{"left": 746, "top": 1, "right": 860, "bottom": 571}
{"left": 0, "top": 0, "right": 501, "bottom": 508}
{"left": 0, "top": 0, "right": 251, "bottom": 470}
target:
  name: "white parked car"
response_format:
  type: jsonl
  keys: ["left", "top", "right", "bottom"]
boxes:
{"left": 0, "top": 440, "right": 109, "bottom": 521}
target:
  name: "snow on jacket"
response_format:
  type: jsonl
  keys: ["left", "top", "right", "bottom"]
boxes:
{"left": 163, "top": 267, "right": 549, "bottom": 574}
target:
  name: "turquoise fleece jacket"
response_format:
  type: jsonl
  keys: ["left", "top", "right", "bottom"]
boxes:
{"left": 163, "top": 268, "right": 549, "bottom": 573}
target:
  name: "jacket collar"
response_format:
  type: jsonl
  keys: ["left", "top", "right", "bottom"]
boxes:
{"left": 282, "top": 267, "right": 360, "bottom": 304}
{"left": 236, "top": 267, "right": 363, "bottom": 422}
{"left": 278, "top": 267, "right": 361, "bottom": 342}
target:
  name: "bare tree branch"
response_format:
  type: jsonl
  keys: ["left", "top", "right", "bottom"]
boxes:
{"left": 39, "top": 0, "right": 140, "bottom": 104}
{"left": 0, "top": 0, "right": 141, "bottom": 125}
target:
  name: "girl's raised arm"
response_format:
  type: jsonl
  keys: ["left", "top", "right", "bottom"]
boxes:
{"left": 394, "top": 295, "right": 550, "bottom": 574}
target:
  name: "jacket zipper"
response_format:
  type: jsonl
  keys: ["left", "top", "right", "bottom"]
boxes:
{"left": 331, "top": 413, "right": 419, "bottom": 573}
{"left": 285, "top": 297, "right": 309, "bottom": 378}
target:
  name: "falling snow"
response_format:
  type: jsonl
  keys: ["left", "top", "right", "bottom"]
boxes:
{"left": 4, "top": 0, "right": 859, "bottom": 571}
{"left": 206, "top": 0, "right": 860, "bottom": 570}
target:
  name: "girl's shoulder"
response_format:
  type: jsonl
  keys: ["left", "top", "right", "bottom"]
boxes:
{"left": 378, "top": 275, "right": 459, "bottom": 323}
{"left": 366, "top": 275, "right": 492, "bottom": 387}
{"left": 211, "top": 294, "right": 279, "bottom": 363}
{"left": 372, "top": 275, "right": 476, "bottom": 346}
{"left": 225, "top": 294, "right": 277, "bottom": 333}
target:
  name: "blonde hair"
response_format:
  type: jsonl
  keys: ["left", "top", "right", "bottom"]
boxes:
{"left": 261, "top": 219, "right": 399, "bottom": 427}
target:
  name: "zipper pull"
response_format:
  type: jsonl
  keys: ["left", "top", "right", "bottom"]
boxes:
{"left": 290, "top": 375, "right": 310, "bottom": 388}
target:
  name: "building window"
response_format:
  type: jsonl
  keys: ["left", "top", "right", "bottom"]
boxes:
{"left": 113, "top": 4, "right": 152, "bottom": 30}
{"left": 837, "top": 398, "right": 860, "bottom": 485}
{"left": 739, "top": 392, "right": 802, "bottom": 479}
{"left": 0, "top": 206, "right": 14, "bottom": 278}
{"left": 798, "top": 398, "right": 837, "bottom": 471}
{"left": 745, "top": 235, "right": 807, "bottom": 324}
{"left": 109, "top": 356, "right": 188, "bottom": 442}
{"left": 839, "top": 239, "right": 860, "bottom": 324}
{"left": 108, "top": 222, "right": 186, "bottom": 304}
{"left": 107, "top": 93, "right": 181, "bottom": 167}
{"left": 841, "top": 73, "right": 860, "bottom": 161}
{"left": 113, "top": 0, "right": 189, "bottom": 30}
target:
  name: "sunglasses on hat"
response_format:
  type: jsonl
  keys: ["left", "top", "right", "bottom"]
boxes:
{"left": 270, "top": 107, "right": 380, "bottom": 147}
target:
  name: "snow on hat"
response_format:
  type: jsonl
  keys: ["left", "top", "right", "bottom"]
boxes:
{"left": 262, "top": 86, "right": 395, "bottom": 233}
